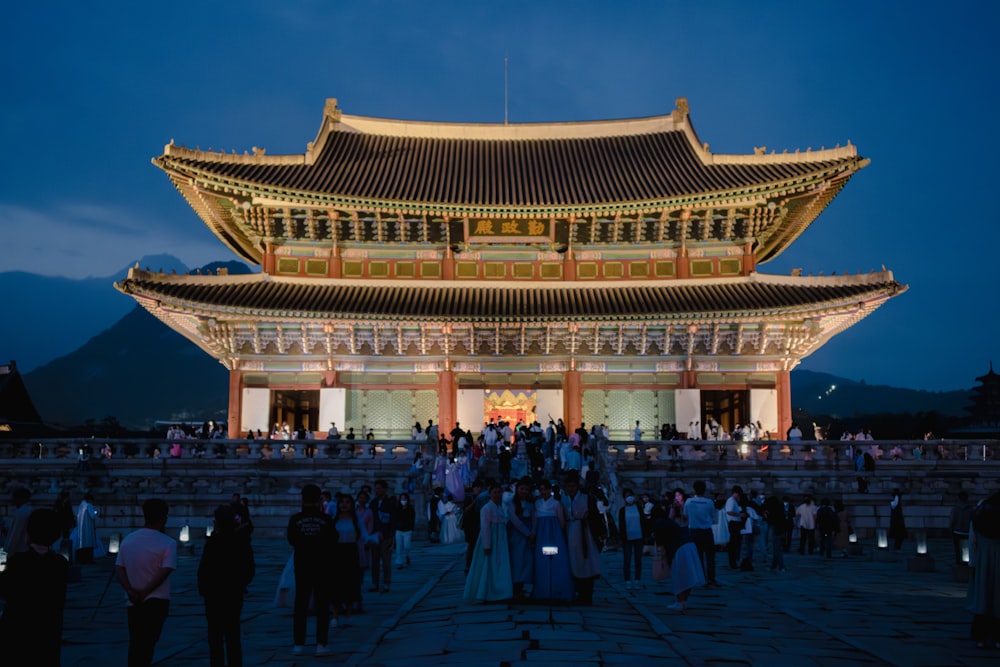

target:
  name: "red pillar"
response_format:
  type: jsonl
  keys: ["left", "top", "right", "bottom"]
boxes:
{"left": 438, "top": 370, "right": 456, "bottom": 437}
{"left": 227, "top": 369, "right": 243, "bottom": 439}
{"left": 776, "top": 369, "right": 792, "bottom": 440}
{"left": 564, "top": 370, "right": 582, "bottom": 431}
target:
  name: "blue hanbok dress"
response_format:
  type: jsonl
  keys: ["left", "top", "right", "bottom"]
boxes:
{"left": 507, "top": 499, "right": 534, "bottom": 585}
{"left": 463, "top": 501, "right": 513, "bottom": 602}
{"left": 531, "top": 497, "right": 574, "bottom": 601}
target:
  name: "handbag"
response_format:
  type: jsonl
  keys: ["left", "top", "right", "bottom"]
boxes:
{"left": 651, "top": 543, "right": 671, "bottom": 581}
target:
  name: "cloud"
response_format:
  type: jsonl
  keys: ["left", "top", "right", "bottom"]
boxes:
{"left": 0, "top": 202, "right": 225, "bottom": 279}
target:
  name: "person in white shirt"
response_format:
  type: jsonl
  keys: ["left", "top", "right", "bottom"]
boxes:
{"left": 683, "top": 480, "right": 717, "bottom": 586}
{"left": 116, "top": 498, "right": 177, "bottom": 667}
{"left": 796, "top": 496, "right": 818, "bottom": 555}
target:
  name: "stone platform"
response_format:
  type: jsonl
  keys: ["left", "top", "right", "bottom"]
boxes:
{"left": 56, "top": 537, "right": 996, "bottom": 667}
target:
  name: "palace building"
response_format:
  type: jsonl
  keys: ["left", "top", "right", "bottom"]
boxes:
{"left": 116, "top": 98, "right": 905, "bottom": 440}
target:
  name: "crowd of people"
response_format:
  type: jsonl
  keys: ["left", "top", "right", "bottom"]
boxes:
{"left": 1, "top": 421, "right": 999, "bottom": 662}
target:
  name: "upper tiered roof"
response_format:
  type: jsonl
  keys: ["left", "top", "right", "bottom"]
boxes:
{"left": 154, "top": 98, "right": 867, "bottom": 265}
{"left": 160, "top": 100, "right": 862, "bottom": 210}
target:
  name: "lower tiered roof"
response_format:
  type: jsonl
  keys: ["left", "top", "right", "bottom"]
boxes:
{"left": 116, "top": 270, "right": 904, "bottom": 323}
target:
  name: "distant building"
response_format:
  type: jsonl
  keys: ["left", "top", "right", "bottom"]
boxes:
{"left": 117, "top": 98, "right": 904, "bottom": 439}
{"left": 957, "top": 363, "right": 1000, "bottom": 437}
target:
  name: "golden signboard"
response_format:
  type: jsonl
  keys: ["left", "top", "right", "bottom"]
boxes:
{"left": 470, "top": 219, "right": 549, "bottom": 238}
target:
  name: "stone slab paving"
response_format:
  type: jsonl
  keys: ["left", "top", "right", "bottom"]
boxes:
{"left": 52, "top": 538, "right": 998, "bottom": 666}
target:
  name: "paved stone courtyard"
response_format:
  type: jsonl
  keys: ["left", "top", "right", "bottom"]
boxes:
{"left": 59, "top": 537, "right": 993, "bottom": 666}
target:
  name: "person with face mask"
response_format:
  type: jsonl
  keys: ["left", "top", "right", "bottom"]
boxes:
{"left": 618, "top": 488, "right": 649, "bottom": 590}
{"left": 394, "top": 493, "right": 416, "bottom": 569}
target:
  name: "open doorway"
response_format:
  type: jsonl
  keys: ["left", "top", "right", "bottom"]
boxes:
{"left": 700, "top": 390, "right": 749, "bottom": 437}
{"left": 271, "top": 389, "right": 320, "bottom": 435}
{"left": 483, "top": 389, "right": 537, "bottom": 427}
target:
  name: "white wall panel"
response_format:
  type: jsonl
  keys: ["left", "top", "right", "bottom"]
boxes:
{"left": 534, "top": 389, "right": 564, "bottom": 425}
{"left": 241, "top": 388, "right": 271, "bottom": 433}
{"left": 750, "top": 388, "right": 778, "bottom": 436}
{"left": 674, "top": 389, "right": 701, "bottom": 438}
{"left": 319, "top": 388, "right": 346, "bottom": 432}
{"left": 457, "top": 389, "right": 483, "bottom": 433}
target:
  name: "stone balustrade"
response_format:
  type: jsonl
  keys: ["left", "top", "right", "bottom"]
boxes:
{"left": 0, "top": 437, "right": 995, "bottom": 463}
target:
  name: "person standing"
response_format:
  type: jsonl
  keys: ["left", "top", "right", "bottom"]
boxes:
{"left": 369, "top": 479, "right": 397, "bottom": 593}
{"left": 951, "top": 491, "right": 975, "bottom": 566}
{"left": 618, "top": 488, "right": 649, "bottom": 590}
{"left": 0, "top": 508, "right": 69, "bottom": 666}
{"left": 796, "top": 496, "right": 818, "bottom": 555}
{"left": 561, "top": 471, "right": 602, "bottom": 605}
{"left": 72, "top": 493, "right": 105, "bottom": 564}
{"left": 889, "top": 489, "right": 907, "bottom": 551}
{"left": 967, "top": 491, "right": 1000, "bottom": 649}
{"left": 4, "top": 488, "right": 33, "bottom": 555}
{"left": 652, "top": 514, "right": 706, "bottom": 612}
{"left": 762, "top": 494, "right": 787, "bottom": 572}
{"left": 507, "top": 479, "right": 535, "bottom": 600}
{"left": 198, "top": 505, "right": 255, "bottom": 667}
{"left": 394, "top": 492, "right": 415, "bottom": 569}
{"left": 463, "top": 484, "right": 513, "bottom": 603}
{"left": 115, "top": 498, "right": 177, "bottom": 667}
{"left": 462, "top": 480, "right": 485, "bottom": 573}
{"left": 683, "top": 480, "right": 717, "bottom": 586}
{"left": 816, "top": 498, "right": 838, "bottom": 559}
{"left": 330, "top": 494, "right": 375, "bottom": 628}
{"left": 725, "top": 486, "right": 745, "bottom": 569}
{"left": 532, "top": 480, "right": 574, "bottom": 602}
{"left": 287, "top": 484, "right": 335, "bottom": 656}
{"left": 632, "top": 420, "right": 642, "bottom": 441}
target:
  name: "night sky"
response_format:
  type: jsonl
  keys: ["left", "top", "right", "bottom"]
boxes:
{"left": 2, "top": 1, "right": 997, "bottom": 391}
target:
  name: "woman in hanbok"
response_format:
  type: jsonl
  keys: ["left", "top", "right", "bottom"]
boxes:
{"left": 507, "top": 479, "right": 535, "bottom": 600}
{"left": 653, "top": 514, "right": 706, "bottom": 612}
{"left": 463, "top": 485, "right": 513, "bottom": 603}
{"left": 437, "top": 494, "right": 464, "bottom": 544}
{"left": 445, "top": 458, "right": 465, "bottom": 503}
{"left": 532, "top": 480, "right": 574, "bottom": 602}
{"left": 560, "top": 471, "right": 602, "bottom": 605}
{"left": 433, "top": 453, "right": 448, "bottom": 490}
{"left": 71, "top": 493, "right": 105, "bottom": 563}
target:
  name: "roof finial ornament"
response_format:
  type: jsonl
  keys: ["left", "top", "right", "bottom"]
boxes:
{"left": 324, "top": 98, "right": 341, "bottom": 123}
{"left": 754, "top": 146, "right": 766, "bottom": 156}
{"left": 672, "top": 97, "right": 690, "bottom": 122}
{"left": 252, "top": 146, "right": 266, "bottom": 156}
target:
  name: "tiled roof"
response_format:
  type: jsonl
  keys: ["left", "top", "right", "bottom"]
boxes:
{"left": 118, "top": 272, "right": 904, "bottom": 322}
{"left": 165, "top": 123, "right": 857, "bottom": 208}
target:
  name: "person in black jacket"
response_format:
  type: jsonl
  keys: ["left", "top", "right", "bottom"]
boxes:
{"left": 287, "top": 484, "right": 336, "bottom": 655}
{"left": 0, "top": 508, "right": 68, "bottom": 667}
{"left": 198, "top": 505, "right": 255, "bottom": 667}
{"left": 394, "top": 492, "right": 416, "bottom": 568}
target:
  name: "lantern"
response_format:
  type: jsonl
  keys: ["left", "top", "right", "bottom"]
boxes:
{"left": 0, "top": 547, "right": 7, "bottom": 572}
{"left": 179, "top": 524, "right": 190, "bottom": 543}
{"left": 206, "top": 520, "right": 214, "bottom": 538}
{"left": 916, "top": 531, "right": 928, "bottom": 556}
{"left": 108, "top": 534, "right": 120, "bottom": 555}
{"left": 877, "top": 528, "right": 888, "bottom": 549}
{"left": 962, "top": 544, "right": 970, "bottom": 564}
{"left": 848, "top": 532, "right": 858, "bottom": 544}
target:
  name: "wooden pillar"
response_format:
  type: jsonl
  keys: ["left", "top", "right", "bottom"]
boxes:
{"left": 680, "top": 370, "right": 697, "bottom": 389}
{"left": 742, "top": 241, "right": 756, "bottom": 275}
{"left": 776, "top": 369, "right": 792, "bottom": 440}
{"left": 443, "top": 247, "right": 455, "bottom": 280}
{"left": 227, "top": 369, "right": 243, "bottom": 439}
{"left": 263, "top": 242, "right": 276, "bottom": 274}
{"left": 563, "top": 247, "right": 576, "bottom": 281}
{"left": 328, "top": 244, "right": 342, "bottom": 278}
{"left": 438, "top": 370, "right": 456, "bottom": 437}
{"left": 564, "top": 370, "right": 582, "bottom": 431}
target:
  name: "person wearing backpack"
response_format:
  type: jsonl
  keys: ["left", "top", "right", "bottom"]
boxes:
{"left": 816, "top": 499, "right": 838, "bottom": 558}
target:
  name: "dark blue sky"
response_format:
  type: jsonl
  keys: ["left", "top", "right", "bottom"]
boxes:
{"left": 2, "top": 1, "right": 998, "bottom": 391}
